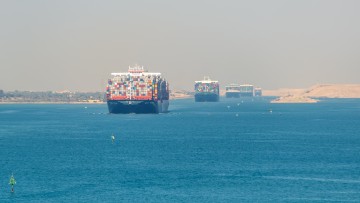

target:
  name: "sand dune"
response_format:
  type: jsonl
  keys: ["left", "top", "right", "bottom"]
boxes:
{"left": 303, "top": 84, "right": 360, "bottom": 98}
{"left": 265, "top": 84, "right": 360, "bottom": 98}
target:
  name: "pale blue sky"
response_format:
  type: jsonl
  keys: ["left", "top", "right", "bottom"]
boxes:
{"left": 0, "top": 0, "right": 359, "bottom": 91}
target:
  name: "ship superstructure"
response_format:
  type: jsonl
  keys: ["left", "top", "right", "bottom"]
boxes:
{"left": 239, "top": 84, "right": 254, "bottom": 97}
{"left": 106, "top": 65, "right": 169, "bottom": 113}
{"left": 254, "top": 87, "right": 262, "bottom": 97}
{"left": 225, "top": 84, "right": 241, "bottom": 98}
{"left": 194, "top": 76, "right": 219, "bottom": 102}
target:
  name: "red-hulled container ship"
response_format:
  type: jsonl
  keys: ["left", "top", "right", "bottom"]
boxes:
{"left": 106, "top": 65, "right": 169, "bottom": 114}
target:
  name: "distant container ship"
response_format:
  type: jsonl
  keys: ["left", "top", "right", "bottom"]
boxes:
{"left": 194, "top": 76, "right": 219, "bottom": 102}
{"left": 254, "top": 87, "right": 262, "bottom": 96}
{"left": 225, "top": 84, "right": 241, "bottom": 98}
{"left": 106, "top": 65, "right": 169, "bottom": 114}
{"left": 239, "top": 84, "right": 254, "bottom": 97}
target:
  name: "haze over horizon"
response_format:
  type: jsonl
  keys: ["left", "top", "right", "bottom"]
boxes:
{"left": 1, "top": 0, "right": 359, "bottom": 92}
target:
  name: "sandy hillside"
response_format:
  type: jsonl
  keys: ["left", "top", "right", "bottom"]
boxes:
{"left": 302, "top": 84, "right": 360, "bottom": 98}
{"left": 263, "top": 88, "right": 305, "bottom": 97}
{"left": 264, "top": 84, "right": 360, "bottom": 98}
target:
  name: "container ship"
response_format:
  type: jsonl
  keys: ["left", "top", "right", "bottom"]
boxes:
{"left": 194, "top": 76, "right": 219, "bottom": 102}
{"left": 225, "top": 84, "right": 241, "bottom": 98}
{"left": 254, "top": 87, "right": 262, "bottom": 96}
{"left": 106, "top": 65, "right": 169, "bottom": 114}
{"left": 239, "top": 84, "right": 254, "bottom": 97}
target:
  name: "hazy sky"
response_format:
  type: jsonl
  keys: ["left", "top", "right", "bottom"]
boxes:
{"left": 0, "top": 0, "right": 359, "bottom": 91}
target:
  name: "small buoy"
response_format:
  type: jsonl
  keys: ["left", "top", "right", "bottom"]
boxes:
{"left": 235, "top": 113, "right": 239, "bottom": 117}
{"left": 9, "top": 173, "right": 16, "bottom": 193}
{"left": 111, "top": 134, "right": 115, "bottom": 143}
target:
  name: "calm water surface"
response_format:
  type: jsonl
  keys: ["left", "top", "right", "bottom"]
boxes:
{"left": 0, "top": 98, "right": 360, "bottom": 202}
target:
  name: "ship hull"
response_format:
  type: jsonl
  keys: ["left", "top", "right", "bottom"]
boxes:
{"left": 195, "top": 93, "right": 219, "bottom": 102}
{"left": 239, "top": 92, "right": 253, "bottom": 97}
{"left": 254, "top": 92, "right": 262, "bottom": 97}
{"left": 226, "top": 92, "right": 240, "bottom": 98}
{"left": 107, "top": 100, "right": 169, "bottom": 114}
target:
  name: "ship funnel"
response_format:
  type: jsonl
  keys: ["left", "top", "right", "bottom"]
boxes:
{"left": 204, "top": 76, "right": 211, "bottom": 81}
{"left": 128, "top": 64, "right": 145, "bottom": 73}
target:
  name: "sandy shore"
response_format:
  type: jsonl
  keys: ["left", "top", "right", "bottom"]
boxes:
{"left": 266, "top": 84, "right": 360, "bottom": 103}
{"left": 2, "top": 84, "right": 359, "bottom": 105}
{"left": 264, "top": 84, "right": 360, "bottom": 98}
{"left": 0, "top": 97, "right": 192, "bottom": 104}
{"left": 271, "top": 95, "right": 319, "bottom": 103}
{"left": 0, "top": 102, "right": 106, "bottom": 104}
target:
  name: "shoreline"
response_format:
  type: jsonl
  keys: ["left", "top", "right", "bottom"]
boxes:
{"left": 0, "top": 102, "right": 106, "bottom": 104}
{"left": 0, "top": 97, "right": 194, "bottom": 104}
{"left": 2, "top": 97, "right": 360, "bottom": 105}
{"left": 264, "top": 84, "right": 360, "bottom": 98}
{"left": 271, "top": 96, "right": 319, "bottom": 104}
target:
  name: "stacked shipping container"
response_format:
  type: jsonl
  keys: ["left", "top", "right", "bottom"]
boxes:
{"left": 194, "top": 76, "right": 220, "bottom": 102}
{"left": 195, "top": 82, "right": 219, "bottom": 94}
{"left": 106, "top": 66, "right": 169, "bottom": 102}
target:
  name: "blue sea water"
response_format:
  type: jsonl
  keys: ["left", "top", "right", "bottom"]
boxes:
{"left": 0, "top": 98, "right": 360, "bottom": 202}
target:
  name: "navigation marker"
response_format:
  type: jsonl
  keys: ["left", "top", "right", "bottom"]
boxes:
{"left": 9, "top": 173, "right": 16, "bottom": 193}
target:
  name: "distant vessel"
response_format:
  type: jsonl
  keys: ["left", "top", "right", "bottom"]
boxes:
{"left": 254, "top": 87, "right": 262, "bottom": 97}
{"left": 194, "top": 76, "right": 219, "bottom": 102}
{"left": 225, "top": 84, "right": 241, "bottom": 98}
{"left": 106, "top": 65, "right": 169, "bottom": 114}
{"left": 239, "top": 84, "right": 254, "bottom": 97}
